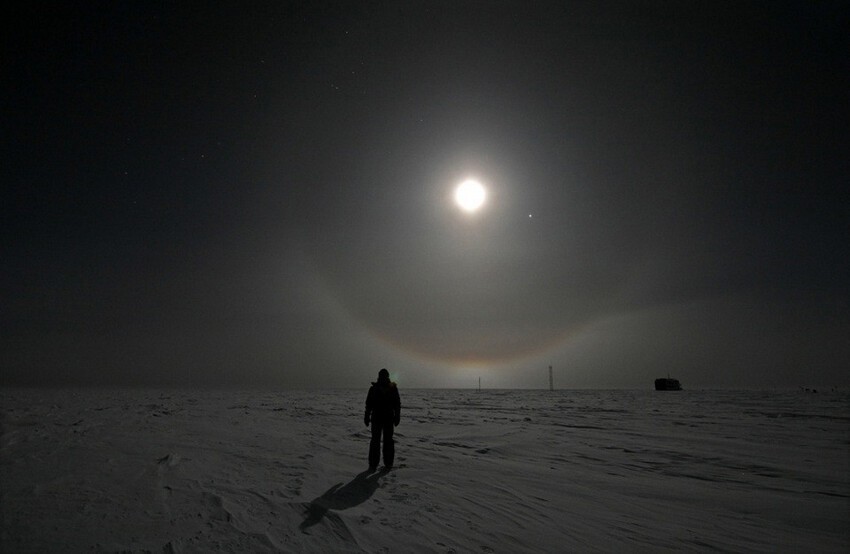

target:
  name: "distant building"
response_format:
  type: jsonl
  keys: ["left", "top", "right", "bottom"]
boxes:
{"left": 654, "top": 377, "right": 682, "bottom": 391}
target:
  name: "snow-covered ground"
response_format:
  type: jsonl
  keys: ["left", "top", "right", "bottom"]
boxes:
{"left": 1, "top": 388, "right": 847, "bottom": 552}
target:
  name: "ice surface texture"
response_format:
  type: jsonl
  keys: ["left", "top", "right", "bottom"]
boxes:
{"left": 1, "top": 388, "right": 847, "bottom": 552}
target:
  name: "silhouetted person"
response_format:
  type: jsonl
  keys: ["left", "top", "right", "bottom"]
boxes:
{"left": 364, "top": 368, "right": 401, "bottom": 471}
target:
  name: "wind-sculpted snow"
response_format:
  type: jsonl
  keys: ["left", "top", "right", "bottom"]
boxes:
{"left": 1, "top": 388, "right": 847, "bottom": 552}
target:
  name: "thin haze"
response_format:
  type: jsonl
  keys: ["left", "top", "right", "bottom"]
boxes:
{"left": 2, "top": 2, "right": 847, "bottom": 388}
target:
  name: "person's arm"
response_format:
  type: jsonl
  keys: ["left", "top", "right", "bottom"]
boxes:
{"left": 393, "top": 387, "right": 401, "bottom": 426}
{"left": 364, "top": 388, "right": 373, "bottom": 427}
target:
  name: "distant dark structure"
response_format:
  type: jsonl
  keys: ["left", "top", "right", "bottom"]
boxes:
{"left": 654, "top": 377, "right": 682, "bottom": 391}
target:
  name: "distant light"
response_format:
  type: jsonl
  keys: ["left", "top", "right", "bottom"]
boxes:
{"left": 454, "top": 180, "right": 486, "bottom": 212}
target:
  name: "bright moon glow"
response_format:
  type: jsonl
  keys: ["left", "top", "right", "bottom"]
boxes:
{"left": 454, "top": 179, "right": 486, "bottom": 212}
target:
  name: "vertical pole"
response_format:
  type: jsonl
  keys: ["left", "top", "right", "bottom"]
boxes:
{"left": 549, "top": 365, "right": 553, "bottom": 391}
{"left": 478, "top": 377, "right": 481, "bottom": 392}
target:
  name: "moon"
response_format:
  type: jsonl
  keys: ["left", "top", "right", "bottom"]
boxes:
{"left": 454, "top": 179, "right": 486, "bottom": 212}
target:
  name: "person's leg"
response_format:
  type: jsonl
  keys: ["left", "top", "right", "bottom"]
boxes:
{"left": 382, "top": 420, "right": 394, "bottom": 468}
{"left": 369, "top": 420, "right": 381, "bottom": 469}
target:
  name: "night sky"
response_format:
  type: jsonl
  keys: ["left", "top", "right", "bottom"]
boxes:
{"left": 3, "top": 2, "right": 847, "bottom": 389}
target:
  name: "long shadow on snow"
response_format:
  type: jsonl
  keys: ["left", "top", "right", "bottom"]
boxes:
{"left": 299, "top": 468, "right": 389, "bottom": 531}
